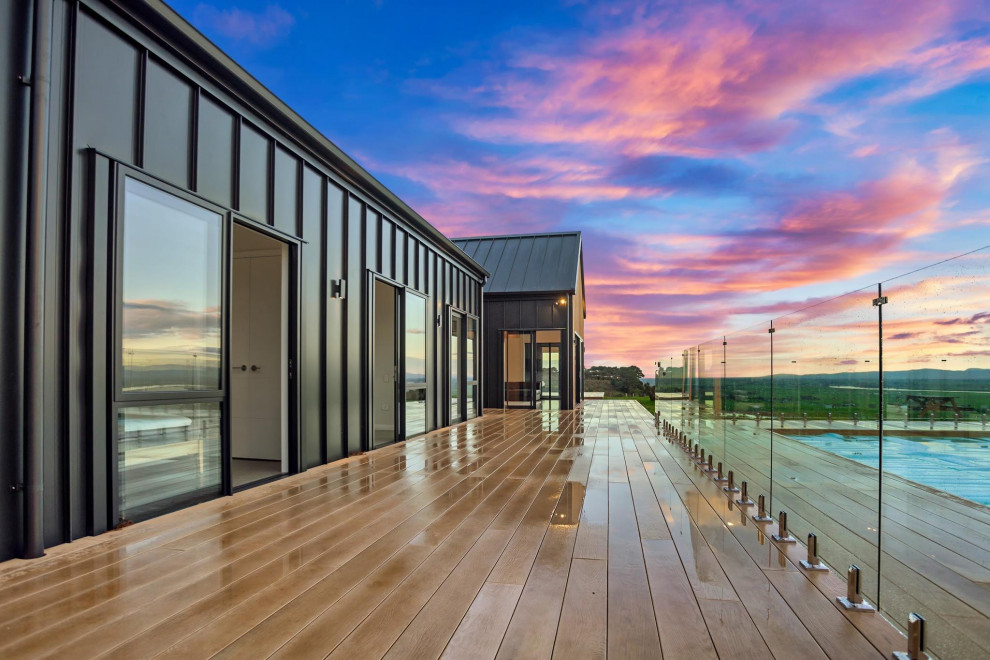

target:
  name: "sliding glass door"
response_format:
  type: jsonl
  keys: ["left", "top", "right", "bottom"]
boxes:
{"left": 371, "top": 278, "right": 431, "bottom": 448}
{"left": 449, "top": 309, "right": 480, "bottom": 423}
{"left": 450, "top": 314, "right": 462, "bottom": 424}
{"left": 405, "top": 292, "right": 428, "bottom": 437}
{"left": 504, "top": 331, "right": 534, "bottom": 408}
{"left": 504, "top": 330, "right": 564, "bottom": 409}
{"left": 538, "top": 344, "right": 560, "bottom": 399}
{"left": 466, "top": 317, "right": 479, "bottom": 419}
{"left": 115, "top": 176, "right": 224, "bottom": 523}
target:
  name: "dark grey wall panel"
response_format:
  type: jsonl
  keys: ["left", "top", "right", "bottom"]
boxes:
{"left": 366, "top": 209, "right": 379, "bottom": 277}
{"left": 299, "top": 165, "right": 323, "bottom": 469}
{"left": 196, "top": 96, "right": 234, "bottom": 207}
{"left": 537, "top": 301, "right": 553, "bottom": 328}
{"left": 238, "top": 122, "right": 270, "bottom": 222}
{"left": 417, "top": 243, "right": 426, "bottom": 292}
{"left": 143, "top": 58, "right": 192, "bottom": 187}
{"left": 325, "top": 182, "right": 345, "bottom": 461}
{"left": 273, "top": 146, "right": 298, "bottom": 235}
{"left": 0, "top": 0, "right": 28, "bottom": 561}
{"left": 44, "top": 1, "right": 72, "bottom": 547}
{"left": 75, "top": 13, "right": 139, "bottom": 164}
{"left": 395, "top": 228, "right": 406, "bottom": 286}
{"left": 380, "top": 217, "right": 392, "bottom": 280}
{"left": 345, "top": 195, "right": 364, "bottom": 455}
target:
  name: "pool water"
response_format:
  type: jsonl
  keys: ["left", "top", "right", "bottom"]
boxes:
{"left": 789, "top": 434, "right": 990, "bottom": 507}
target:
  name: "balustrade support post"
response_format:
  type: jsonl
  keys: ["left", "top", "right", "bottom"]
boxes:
{"left": 892, "top": 613, "right": 926, "bottom": 660}
{"left": 800, "top": 533, "right": 828, "bottom": 571}
{"left": 772, "top": 511, "right": 796, "bottom": 543}
{"left": 837, "top": 565, "right": 875, "bottom": 612}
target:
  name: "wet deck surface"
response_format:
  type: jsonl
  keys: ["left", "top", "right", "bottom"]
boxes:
{"left": 0, "top": 401, "right": 903, "bottom": 659}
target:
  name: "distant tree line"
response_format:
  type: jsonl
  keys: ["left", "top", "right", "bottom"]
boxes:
{"left": 584, "top": 366, "right": 653, "bottom": 397}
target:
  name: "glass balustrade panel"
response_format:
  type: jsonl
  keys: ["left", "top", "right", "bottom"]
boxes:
{"left": 770, "top": 286, "right": 880, "bottom": 605}
{"left": 878, "top": 246, "right": 990, "bottom": 660}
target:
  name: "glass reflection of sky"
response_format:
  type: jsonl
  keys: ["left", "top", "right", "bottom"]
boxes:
{"left": 405, "top": 295, "right": 427, "bottom": 384}
{"left": 121, "top": 179, "right": 222, "bottom": 391}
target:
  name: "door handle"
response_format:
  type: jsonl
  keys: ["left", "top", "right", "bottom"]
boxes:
{"left": 251, "top": 365, "right": 261, "bottom": 372}
{"left": 238, "top": 365, "right": 247, "bottom": 371}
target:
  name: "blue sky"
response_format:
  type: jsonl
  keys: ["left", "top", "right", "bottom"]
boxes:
{"left": 167, "top": 0, "right": 990, "bottom": 368}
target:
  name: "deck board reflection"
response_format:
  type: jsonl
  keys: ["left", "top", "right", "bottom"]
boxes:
{"left": 0, "top": 402, "right": 903, "bottom": 659}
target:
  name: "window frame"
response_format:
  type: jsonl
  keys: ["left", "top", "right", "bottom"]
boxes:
{"left": 112, "top": 166, "right": 230, "bottom": 404}
{"left": 110, "top": 166, "right": 232, "bottom": 523}
{"left": 403, "top": 288, "right": 430, "bottom": 438}
{"left": 447, "top": 305, "right": 480, "bottom": 424}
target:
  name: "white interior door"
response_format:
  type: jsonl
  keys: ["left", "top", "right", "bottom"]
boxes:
{"left": 231, "top": 252, "right": 285, "bottom": 463}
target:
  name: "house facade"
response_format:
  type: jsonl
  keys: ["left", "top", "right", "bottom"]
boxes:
{"left": 0, "top": 0, "right": 486, "bottom": 560}
{"left": 453, "top": 233, "right": 586, "bottom": 411}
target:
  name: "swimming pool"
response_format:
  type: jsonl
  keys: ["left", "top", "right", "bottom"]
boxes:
{"left": 787, "top": 434, "right": 990, "bottom": 507}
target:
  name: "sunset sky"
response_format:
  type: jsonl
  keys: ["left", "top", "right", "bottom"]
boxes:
{"left": 169, "top": 0, "right": 990, "bottom": 370}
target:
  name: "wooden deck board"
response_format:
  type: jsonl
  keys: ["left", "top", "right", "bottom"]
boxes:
{"left": 0, "top": 402, "right": 915, "bottom": 659}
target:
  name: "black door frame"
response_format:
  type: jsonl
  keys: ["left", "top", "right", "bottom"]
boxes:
{"left": 446, "top": 306, "right": 480, "bottom": 425}
{"left": 501, "top": 328, "right": 567, "bottom": 410}
{"left": 502, "top": 329, "right": 538, "bottom": 410}
{"left": 369, "top": 272, "right": 437, "bottom": 450}
{"left": 536, "top": 342, "right": 561, "bottom": 401}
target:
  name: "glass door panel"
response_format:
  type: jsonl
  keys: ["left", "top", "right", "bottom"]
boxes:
{"left": 116, "top": 176, "right": 225, "bottom": 522}
{"left": 120, "top": 178, "right": 222, "bottom": 392}
{"left": 405, "top": 293, "right": 428, "bottom": 437}
{"left": 450, "top": 313, "right": 462, "bottom": 423}
{"left": 373, "top": 280, "right": 399, "bottom": 448}
{"left": 118, "top": 403, "right": 222, "bottom": 522}
{"left": 538, "top": 344, "right": 560, "bottom": 399}
{"left": 466, "top": 317, "right": 479, "bottom": 419}
{"left": 504, "top": 332, "right": 534, "bottom": 408}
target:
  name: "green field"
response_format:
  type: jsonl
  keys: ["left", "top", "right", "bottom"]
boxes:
{"left": 689, "top": 369, "right": 990, "bottom": 421}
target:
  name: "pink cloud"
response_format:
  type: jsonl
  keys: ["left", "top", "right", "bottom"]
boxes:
{"left": 375, "top": 0, "right": 988, "bottom": 369}
{"left": 387, "top": 155, "right": 661, "bottom": 202}
{"left": 608, "top": 163, "right": 955, "bottom": 298}
{"left": 193, "top": 4, "right": 294, "bottom": 47}
{"left": 446, "top": 0, "right": 970, "bottom": 156}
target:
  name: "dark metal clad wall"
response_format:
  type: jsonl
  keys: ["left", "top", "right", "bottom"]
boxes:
{"left": 299, "top": 165, "right": 323, "bottom": 469}
{"left": 452, "top": 233, "right": 582, "bottom": 295}
{"left": 0, "top": 0, "right": 485, "bottom": 560}
{"left": 481, "top": 297, "right": 572, "bottom": 409}
{"left": 0, "top": 0, "right": 30, "bottom": 559}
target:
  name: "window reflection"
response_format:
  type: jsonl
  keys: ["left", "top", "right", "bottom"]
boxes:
{"left": 467, "top": 317, "right": 478, "bottom": 419}
{"left": 405, "top": 294, "right": 428, "bottom": 436}
{"left": 406, "top": 295, "right": 427, "bottom": 385}
{"left": 451, "top": 314, "right": 461, "bottom": 422}
{"left": 118, "top": 402, "right": 222, "bottom": 522}
{"left": 121, "top": 178, "right": 222, "bottom": 392}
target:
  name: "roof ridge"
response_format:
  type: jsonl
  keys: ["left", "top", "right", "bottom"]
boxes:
{"left": 451, "top": 231, "right": 581, "bottom": 241}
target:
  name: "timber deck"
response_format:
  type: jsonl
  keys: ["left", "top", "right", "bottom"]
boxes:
{"left": 0, "top": 401, "right": 908, "bottom": 659}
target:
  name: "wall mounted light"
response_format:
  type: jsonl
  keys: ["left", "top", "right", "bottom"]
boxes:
{"left": 330, "top": 279, "right": 347, "bottom": 300}
{"left": 555, "top": 297, "right": 566, "bottom": 306}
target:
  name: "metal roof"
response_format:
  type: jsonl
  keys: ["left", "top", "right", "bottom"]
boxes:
{"left": 452, "top": 232, "right": 582, "bottom": 295}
